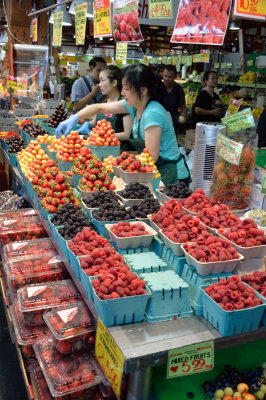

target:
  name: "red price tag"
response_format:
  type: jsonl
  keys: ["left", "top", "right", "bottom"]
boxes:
{"left": 149, "top": 0, "right": 172, "bottom": 18}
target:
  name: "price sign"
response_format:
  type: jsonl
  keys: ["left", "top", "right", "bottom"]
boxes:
{"left": 216, "top": 133, "right": 244, "bottom": 165}
{"left": 200, "top": 50, "right": 210, "bottom": 63}
{"left": 261, "top": 176, "right": 266, "bottom": 195}
{"left": 235, "top": 0, "right": 266, "bottom": 20}
{"left": 94, "top": 0, "right": 112, "bottom": 37}
{"left": 52, "top": 11, "right": 63, "bottom": 47}
{"left": 17, "top": 77, "right": 27, "bottom": 97}
{"left": 221, "top": 63, "right": 227, "bottom": 69}
{"left": 172, "top": 56, "right": 181, "bottom": 71}
{"left": 32, "top": 18, "right": 38, "bottom": 42}
{"left": 214, "top": 62, "right": 220, "bottom": 68}
{"left": 7, "top": 76, "right": 17, "bottom": 95}
{"left": 96, "top": 317, "right": 125, "bottom": 399}
{"left": 75, "top": 2, "right": 87, "bottom": 45}
{"left": 149, "top": 0, "right": 172, "bottom": 18}
{"left": 222, "top": 108, "right": 255, "bottom": 134}
{"left": 167, "top": 340, "right": 214, "bottom": 379}
{"left": 186, "top": 55, "right": 192, "bottom": 66}
{"left": 247, "top": 59, "right": 254, "bottom": 66}
{"left": 115, "top": 42, "right": 128, "bottom": 60}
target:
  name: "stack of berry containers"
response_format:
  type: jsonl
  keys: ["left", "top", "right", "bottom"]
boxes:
{"left": 0, "top": 208, "right": 37, "bottom": 221}
{"left": 2, "top": 238, "right": 55, "bottom": 259}
{"left": 0, "top": 214, "right": 47, "bottom": 245}
{"left": 43, "top": 301, "right": 96, "bottom": 354}
{"left": 17, "top": 280, "right": 82, "bottom": 326}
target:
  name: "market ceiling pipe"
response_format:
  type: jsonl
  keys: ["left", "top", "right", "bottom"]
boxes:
{"left": 27, "top": 0, "right": 72, "bottom": 17}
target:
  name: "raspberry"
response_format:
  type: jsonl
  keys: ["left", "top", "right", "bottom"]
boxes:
{"left": 227, "top": 282, "right": 238, "bottom": 291}
{"left": 225, "top": 289, "right": 232, "bottom": 297}
{"left": 222, "top": 295, "right": 230, "bottom": 304}
{"left": 208, "top": 255, "right": 219, "bottom": 262}
{"left": 225, "top": 303, "right": 234, "bottom": 311}
{"left": 231, "top": 291, "right": 240, "bottom": 301}
{"left": 234, "top": 301, "right": 244, "bottom": 310}
{"left": 212, "top": 293, "right": 221, "bottom": 302}
{"left": 216, "top": 288, "right": 226, "bottom": 297}
{"left": 218, "top": 302, "right": 225, "bottom": 309}
{"left": 245, "top": 296, "right": 254, "bottom": 307}
{"left": 218, "top": 252, "right": 228, "bottom": 261}
{"left": 254, "top": 298, "right": 263, "bottom": 306}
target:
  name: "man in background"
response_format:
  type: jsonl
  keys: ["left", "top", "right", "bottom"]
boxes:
{"left": 71, "top": 56, "right": 106, "bottom": 110}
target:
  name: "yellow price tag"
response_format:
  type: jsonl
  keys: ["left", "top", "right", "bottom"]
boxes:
{"left": 116, "top": 42, "right": 128, "bottom": 61}
{"left": 216, "top": 133, "right": 244, "bottom": 165}
{"left": 7, "top": 76, "right": 17, "bottom": 95}
{"left": 149, "top": 0, "right": 172, "bottom": 18}
{"left": 75, "top": 2, "right": 87, "bottom": 45}
{"left": 32, "top": 18, "right": 37, "bottom": 42}
{"left": 96, "top": 317, "right": 125, "bottom": 399}
{"left": 52, "top": 11, "right": 63, "bottom": 47}
{"left": 17, "top": 77, "right": 27, "bottom": 97}
{"left": 94, "top": 0, "right": 112, "bottom": 37}
{"left": 200, "top": 50, "right": 210, "bottom": 63}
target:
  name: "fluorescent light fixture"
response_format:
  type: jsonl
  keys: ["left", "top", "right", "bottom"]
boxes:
{"left": 229, "top": 21, "right": 240, "bottom": 30}
{"left": 49, "top": 0, "right": 72, "bottom": 26}
{"left": 2, "top": 31, "right": 8, "bottom": 43}
{"left": 69, "top": 0, "right": 93, "bottom": 18}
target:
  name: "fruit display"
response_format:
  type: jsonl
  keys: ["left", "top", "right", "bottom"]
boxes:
{"left": 57, "top": 131, "right": 84, "bottom": 162}
{"left": 113, "top": 8, "right": 142, "bottom": 42}
{"left": 36, "top": 134, "right": 55, "bottom": 144}
{"left": 198, "top": 204, "right": 241, "bottom": 230}
{"left": 43, "top": 301, "right": 95, "bottom": 354}
{"left": 0, "top": 208, "right": 37, "bottom": 221}
{"left": 17, "top": 141, "right": 48, "bottom": 175}
{"left": 4, "top": 136, "right": 26, "bottom": 153}
{"left": 160, "top": 181, "right": 192, "bottom": 199}
{"left": 161, "top": 214, "right": 207, "bottom": 244}
{"left": 79, "top": 248, "right": 126, "bottom": 276}
{"left": 114, "top": 152, "right": 153, "bottom": 173}
{"left": 210, "top": 143, "right": 256, "bottom": 210}
{"left": 183, "top": 233, "right": 241, "bottom": 263}
{"left": 92, "top": 202, "right": 134, "bottom": 222}
{"left": 33, "top": 337, "right": 101, "bottom": 397}
{"left": 103, "top": 155, "right": 116, "bottom": 173}
{"left": 82, "top": 190, "right": 120, "bottom": 209}
{"left": 238, "top": 71, "right": 257, "bottom": 84}
{"left": 218, "top": 219, "right": 266, "bottom": 247}
{"left": 185, "top": 91, "right": 199, "bottom": 106}
{"left": 11, "top": 303, "right": 50, "bottom": 359}
{"left": 67, "top": 227, "right": 113, "bottom": 256}
{"left": 252, "top": 107, "right": 265, "bottom": 120}
{"left": 4, "top": 250, "right": 67, "bottom": 290}
{"left": 79, "top": 169, "right": 115, "bottom": 192}
{"left": 118, "top": 182, "right": 153, "bottom": 200}
{"left": 0, "top": 130, "right": 19, "bottom": 139}
{"left": 204, "top": 275, "right": 263, "bottom": 311}
{"left": 46, "top": 136, "right": 65, "bottom": 152}
{"left": 31, "top": 114, "right": 49, "bottom": 119}
{"left": 110, "top": 221, "right": 151, "bottom": 237}
{"left": 150, "top": 199, "right": 186, "bottom": 229}
{"left": 129, "top": 198, "right": 160, "bottom": 218}
{"left": 241, "top": 271, "right": 266, "bottom": 297}
{"left": 2, "top": 238, "right": 54, "bottom": 259}
{"left": 181, "top": 188, "right": 213, "bottom": 213}
{"left": 87, "top": 119, "right": 120, "bottom": 146}
{"left": 18, "top": 280, "right": 82, "bottom": 326}
{"left": 23, "top": 122, "right": 48, "bottom": 138}
{"left": 0, "top": 217, "right": 46, "bottom": 245}
{"left": 46, "top": 104, "right": 68, "bottom": 128}
{"left": 138, "top": 148, "right": 161, "bottom": 178}
{"left": 71, "top": 148, "right": 101, "bottom": 177}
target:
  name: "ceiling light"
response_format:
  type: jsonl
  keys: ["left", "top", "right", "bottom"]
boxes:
{"left": 150, "top": 26, "right": 159, "bottom": 30}
{"left": 229, "top": 21, "right": 240, "bottom": 30}
{"left": 69, "top": 0, "right": 93, "bottom": 18}
{"left": 49, "top": 0, "right": 72, "bottom": 26}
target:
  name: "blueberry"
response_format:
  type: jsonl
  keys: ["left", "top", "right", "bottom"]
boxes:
{"left": 187, "top": 393, "right": 194, "bottom": 399}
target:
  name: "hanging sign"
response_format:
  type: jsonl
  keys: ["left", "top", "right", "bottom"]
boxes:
{"left": 172, "top": 56, "right": 181, "bottom": 71}
{"left": 200, "top": 50, "right": 210, "bottom": 63}
{"left": 222, "top": 108, "right": 255, "bottom": 134}
{"left": 17, "top": 77, "right": 27, "bottom": 97}
{"left": 32, "top": 18, "right": 38, "bottom": 42}
{"left": 167, "top": 341, "right": 214, "bottom": 379}
{"left": 96, "top": 317, "right": 125, "bottom": 399}
{"left": 115, "top": 42, "right": 128, "bottom": 60}
{"left": 186, "top": 55, "right": 192, "bottom": 66}
{"left": 52, "top": 11, "right": 63, "bottom": 47}
{"left": 94, "top": 0, "right": 112, "bottom": 38}
{"left": 75, "top": 2, "right": 87, "bottom": 45}
{"left": 171, "top": 0, "right": 232, "bottom": 45}
{"left": 214, "top": 62, "right": 220, "bottom": 68}
{"left": 216, "top": 133, "right": 244, "bottom": 165}
{"left": 7, "top": 75, "right": 17, "bottom": 95}
{"left": 149, "top": 0, "right": 172, "bottom": 18}
{"left": 113, "top": 0, "right": 143, "bottom": 42}
{"left": 234, "top": 0, "right": 266, "bottom": 20}
{"left": 225, "top": 98, "right": 241, "bottom": 117}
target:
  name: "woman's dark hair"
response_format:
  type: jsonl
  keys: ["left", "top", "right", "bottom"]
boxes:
{"left": 203, "top": 70, "right": 217, "bottom": 84}
{"left": 101, "top": 65, "right": 122, "bottom": 91}
{"left": 121, "top": 64, "right": 165, "bottom": 104}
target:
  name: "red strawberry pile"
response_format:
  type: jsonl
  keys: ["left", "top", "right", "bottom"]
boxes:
{"left": 218, "top": 218, "right": 266, "bottom": 247}
{"left": 78, "top": 160, "right": 115, "bottom": 192}
{"left": 180, "top": 188, "right": 213, "bottom": 213}
{"left": 162, "top": 215, "right": 207, "bottom": 244}
{"left": 71, "top": 147, "right": 100, "bottom": 176}
{"left": 198, "top": 204, "right": 240, "bottom": 230}
{"left": 111, "top": 221, "right": 150, "bottom": 237}
{"left": 68, "top": 227, "right": 113, "bottom": 256}
{"left": 113, "top": 9, "right": 142, "bottom": 42}
{"left": 88, "top": 119, "right": 120, "bottom": 146}
{"left": 79, "top": 248, "right": 127, "bottom": 277}
{"left": 57, "top": 131, "right": 84, "bottom": 162}
{"left": 204, "top": 275, "right": 264, "bottom": 311}
{"left": 151, "top": 199, "right": 186, "bottom": 229}
{"left": 92, "top": 269, "right": 146, "bottom": 299}
{"left": 241, "top": 271, "right": 266, "bottom": 298}
{"left": 112, "top": 151, "right": 131, "bottom": 167}
{"left": 116, "top": 153, "right": 153, "bottom": 173}
{"left": 183, "top": 233, "right": 241, "bottom": 262}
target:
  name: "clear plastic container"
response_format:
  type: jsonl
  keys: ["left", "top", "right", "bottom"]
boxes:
{"left": 33, "top": 337, "right": 102, "bottom": 398}
{"left": 18, "top": 280, "right": 82, "bottom": 326}
{"left": 4, "top": 251, "right": 67, "bottom": 291}
{"left": 0, "top": 215, "right": 40, "bottom": 229}
{"left": 0, "top": 222, "right": 46, "bottom": 245}
{"left": 0, "top": 208, "right": 37, "bottom": 221}
{"left": 2, "top": 238, "right": 54, "bottom": 260}
{"left": 43, "top": 301, "right": 95, "bottom": 354}
{"left": 10, "top": 303, "right": 50, "bottom": 359}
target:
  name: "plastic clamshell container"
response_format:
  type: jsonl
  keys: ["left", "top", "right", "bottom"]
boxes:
{"left": 0, "top": 225, "right": 47, "bottom": 245}
{"left": 156, "top": 189, "right": 188, "bottom": 204}
{"left": 124, "top": 252, "right": 168, "bottom": 274}
{"left": 112, "top": 165, "right": 121, "bottom": 177}
{"left": 33, "top": 337, "right": 102, "bottom": 398}
{"left": 4, "top": 251, "right": 67, "bottom": 291}
{"left": 106, "top": 221, "right": 157, "bottom": 249}
{"left": 0, "top": 208, "right": 37, "bottom": 221}
{"left": 0, "top": 215, "right": 41, "bottom": 231}
{"left": 115, "top": 191, "right": 154, "bottom": 207}
{"left": 30, "top": 367, "right": 54, "bottom": 400}
{"left": 218, "top": 231, "right": 266, "bottom": 259}
{"left": 17, "top": 279, "right": 82, "bottom": 326}
{"left": 200, "top": 284, "right": 266, "bottom": 336}
{"left": 159, "top": 230, "right": 185, "bottom": 256}
{"left": 119, "top": 168, "right": 155, "bottom": 184}
{"left": 181, "top": 245, "right": 243, "bottom": 276}
{"left": 91, "top": 279, "right": 151, "bottom": 327}
{"left": 2, "top": 238, "right": 55, "bottom": 261}
{"left": 10, "top": 303, "right": 50, "bottom": 359}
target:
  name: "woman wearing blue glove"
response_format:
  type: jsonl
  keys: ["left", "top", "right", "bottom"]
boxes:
{"left": 56, "top": 64, "right": 190, "bottom": 185}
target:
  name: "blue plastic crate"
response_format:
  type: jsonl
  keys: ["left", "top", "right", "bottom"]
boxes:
{"left": 80, "top": 268, "right": 93, "bottom": 300}
{"left": 58, "top": 159, "right": 74, "bottom": 172}
{"left": 73, "top": 173, "right": 82, "bottom": 188}
{"left": 7, "top": 152, "right": 17, "bottom": 167}
{"left": 161, "top": 246, "right": 186, "bottom": 276}
{"left": 87, "top": 145, "right": 120, "bottom": 161}
{"left": 181, "top": 264, "right": 233, "bottom": 316}
{"left": 124, "top": 252, "right": 168, "bottom": 274}
{"left": 91, "top": 277, "right": 151, "bottom": 327}
{"left": 201, "top": 285, "right": 266, "bottom": 336}
{"left": 140, "top": 270, "right": 192, "bottom": 322}
{"left": 47, "top": 214, "right": 62, "bottom": 237}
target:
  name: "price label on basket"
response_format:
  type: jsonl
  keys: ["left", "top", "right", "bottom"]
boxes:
{"left": 167, "top": 340, "right": 214, "bottom": 379}
{"left": 96, "top": 317, "right": 125, "bottom": 399}
{"left": 216, "top": 133, "right": 243, "bottom": 165}
{"left": 221, "top": 108, "right": 255, "bottom": 134}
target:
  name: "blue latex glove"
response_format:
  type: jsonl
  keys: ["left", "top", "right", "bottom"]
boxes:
{"left": 56, "top": 114, "right": 79, "bottom": 138}
{"left": 78, "top": 121, "right": 90, "bottom": 135}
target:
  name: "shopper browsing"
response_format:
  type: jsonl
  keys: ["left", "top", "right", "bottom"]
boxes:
{"left": 71, "top": 57, "right": 106, "bottom": 111}
{"left": 56, "top": 64, "right": 190, "bottom": 186}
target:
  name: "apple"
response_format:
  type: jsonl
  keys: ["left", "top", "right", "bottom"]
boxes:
{"left": 254, "top": 391, "right": 265, "bottom": 400}
{"left": 224, "top": 388, "right": 234, "bottom": 396}
{"left": 243, "top": 394, "right": 255, "bottom": 400}
{"left": 232, "top": 397, "right": 242, "bottom": 400}
{"left": 214, "top": 390, "right": 225, "bottom": 399}
{"left": 237, "top": 383, "right": 249, "bottom": 393}
{"left": 223, "top": 396, "right": 232, "bottom": 400}
{"left": 233, "top": 393, "right": 242, "bottom": 398}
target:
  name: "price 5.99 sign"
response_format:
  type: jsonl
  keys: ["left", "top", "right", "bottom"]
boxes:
{"left": 167, "top": 340, "right": 214, "bottom": 379}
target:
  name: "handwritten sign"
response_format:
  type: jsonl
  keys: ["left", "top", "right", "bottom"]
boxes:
{"left": 216, "top": 133, "right": 244, "bottom": 165}
{"left": 222, "top": 108, "right": 255, "bottom": 134}
{"left": 96, "top": 317, "right": 125, "bottom": 399}
{"left": 94, "top": 0, "right": 112, "bottom": 37}
{"left": 7, "top": 76, "right": 17, "bottom": 95}
{"left": 247, "top": 59, "right": 254, "bottom": 67}
{"left": 261, "top": 175, "right": 266, "bottom": 195}
{"left": 214, "top": 62, "right": 220, "bottom": 68}
{"left": 235, "top": 0, "right": 266, "bottom": 20}
{"left": 172, "top": 56, "right": 181, "bottom": 71}
{"left": 167, "top": 340, "right": 214, "bottom": 379}
{"left": 52, "top": 11, "right": 63, "bottom": 47}
{"left": 115, "top": 42, "right": 128, "bottom": 60}
{"left": 149, "top": 0, "right": 172, "bottom": 18}
{"left": 200, "top": 50, "right": 210, "bottom": 63}
{"left": 17, "top": 77, "right": 27, "bottom": 97}
{"left": 75, "top": 2, "right": 87, "bottom": 45}
{"left": 32, "top": 18, "right": 38, "bottom": 42}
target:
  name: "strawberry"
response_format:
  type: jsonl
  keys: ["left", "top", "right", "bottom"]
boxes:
{"left": 120, "top": 33, "right": 129, "bottom": 41}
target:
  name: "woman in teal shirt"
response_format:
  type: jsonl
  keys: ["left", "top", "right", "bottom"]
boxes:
{"left": 56, "top": 64, "right": 190, "bottom": 185}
